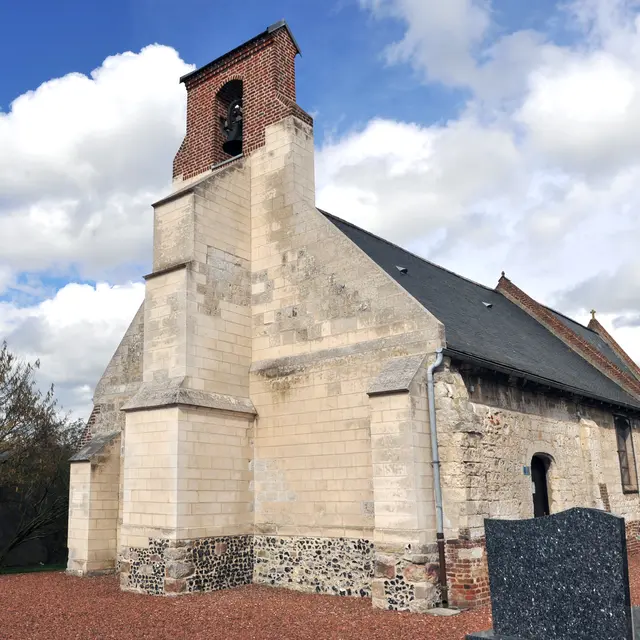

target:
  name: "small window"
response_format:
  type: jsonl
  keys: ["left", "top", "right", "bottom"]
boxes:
{"left": 615, "top": 416, "right": 638, "bottom": 493}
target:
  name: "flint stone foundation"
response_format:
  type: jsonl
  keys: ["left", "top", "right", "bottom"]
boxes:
{"left": 120, "top": 535, "right": 254, "bottom": 595}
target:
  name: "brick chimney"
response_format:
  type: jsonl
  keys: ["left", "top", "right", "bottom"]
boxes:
{"left": 173, "top": 20, "right": 312, "bottom": 183}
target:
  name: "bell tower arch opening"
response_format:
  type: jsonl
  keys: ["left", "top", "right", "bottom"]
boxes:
{"left": 217, "top": 79, "right": 243, "bottom": 158}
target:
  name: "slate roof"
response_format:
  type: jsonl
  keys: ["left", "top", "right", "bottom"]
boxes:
{"left": 323, "top": 210, "right": 640, "bottom": 411}
{"left": 69, "top": 431, "right": 119, "bottom": 463}
{"left": 549, "top": 309, "right": 636, "bottom": 379}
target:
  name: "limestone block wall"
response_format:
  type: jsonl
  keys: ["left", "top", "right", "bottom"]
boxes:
{"left": 142, "top": 267, "right": 189, "bottom": 382}
{"left": 173, "top": 406, "right": 253, "bottom": 540}
{"left": 142, "top": 159, "right": 252, "bottom": 395}
{"left": 370, "top": 385, "right": 433, "bottom": 548}
{"left": 121, "top": 404, "right": 252, "bottom": 543}
{"left": 119, "top": 404, "right": 253, "bottom": 590}
{"left": 369, "top": 367, "right": 442, "bottom": 612}
{"left": 246, "top": 116, "right": 444, "bottom": 608}
{"left": 120, "top": 407, "right": 179, "bottom": 549}
{"left": 120, "top": 157, "right": 254, "bottom": 553}
{"left": 188, "top": 168, "right": 252, "bottom": 397}
{"left": 249, "top": 116, "right": 443, "bottom": 540}
{"left": 67, "top": 437, "right": 120, "bottom": 575}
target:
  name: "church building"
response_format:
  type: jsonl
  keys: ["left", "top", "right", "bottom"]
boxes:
{"left": 67, "top": 21, "right": 640, "bottom": 612}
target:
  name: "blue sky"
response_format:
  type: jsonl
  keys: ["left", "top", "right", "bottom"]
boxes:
{"left": 0, "top": 0, "right": 566, "bottom": 143}
{"left": 3, "top": 0, "right": 640, "bottom": 417}
{"left": 0, "top": 0, "right": 454, "bottom": 140}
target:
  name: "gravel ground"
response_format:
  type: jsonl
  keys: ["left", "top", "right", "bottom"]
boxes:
{"left": 2, "top": 553, "right": 640, "bottom": 640}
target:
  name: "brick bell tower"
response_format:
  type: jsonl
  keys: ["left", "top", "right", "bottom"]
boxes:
{"left": 173, "top": 20, "right": 312, "bottom": 183}
{"left": 101, "top": 21, "right": 317, "bottom": 595}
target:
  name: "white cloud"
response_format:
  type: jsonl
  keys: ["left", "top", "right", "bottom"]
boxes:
{"left": 341, "top": 0, "right": 640, "bottom": 362}
{"left": 517, "top": 50, "right": 640, "bottom": 176}
{"left": 360, "top": 0, "right": 492, "bottom": 87}
{"left": 0, "top": 45, "right": 192, "bottom": 286}
{"left": 0, "top": 282, "right": 145, "bottom": 419}
{"left": 317, "top": 117, "right": 522, "bottom": 245}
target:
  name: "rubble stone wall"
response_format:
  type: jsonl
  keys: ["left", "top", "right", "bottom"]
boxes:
{"left": 120, "top": 535, "right": 254, "bottom": 595}
{"left": 435, "top": 358, "right": 640, "bottom": 607}
{"left": 254, "top": 536, "right": 374, "bottom": 597}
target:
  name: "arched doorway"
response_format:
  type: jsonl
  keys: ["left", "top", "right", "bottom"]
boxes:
{"left": 531, "top": 454, "right": 551, "bottom": 517}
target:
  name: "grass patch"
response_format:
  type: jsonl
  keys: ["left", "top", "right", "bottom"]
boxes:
{"left": 0, "top": 563, "right": 66, "bottom": 575}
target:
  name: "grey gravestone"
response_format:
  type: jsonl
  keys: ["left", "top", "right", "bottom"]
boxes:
{"left": 467, "top": 508, "right": 637, "bottom": 640}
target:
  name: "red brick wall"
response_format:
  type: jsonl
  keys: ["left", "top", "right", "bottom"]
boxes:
{"left": 627, "top": 520, "right": 640, "bottom": 554}
{"left": 173, "top": 27, "right": 313, "bottom": 181}
{"left": 446, "top": 536, "right": 490, "bottom": 609}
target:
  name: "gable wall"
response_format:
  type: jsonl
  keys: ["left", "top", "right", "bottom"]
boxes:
{"left": 249, "top": 117, "right": 445, "bottom": 543}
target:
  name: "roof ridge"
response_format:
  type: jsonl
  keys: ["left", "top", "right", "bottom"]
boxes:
{"left": 318, "top": 209, "right": 499, "bottom": 295}
{"left": 497, "top": 275, "right": 640, "bottom": 399}
{"left": 542, "top": 303, "right": 598, "bottom": 335}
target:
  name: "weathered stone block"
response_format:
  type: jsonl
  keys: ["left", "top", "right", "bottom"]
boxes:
{"left": 164, "top": 578, "right": 187, "bottom": 594}
{"left": 414, "top": 582, "right": 440, "bottom": 602}
{"left": 374, "top": 555, "right": 396, "bottom": 579}
{"left": 214, "top": 542, "right": 228, "bottom": 556}
{"left": 403, "top": 563, "right": 427, "bottom": 583}
{"left": 164, "top": 548, "right": 187, "bottom": 562}
{"left": 165, "top": 562, "right": 195, "bottom": 579}
{"left": 371, "top": 580, "right": 385, "bottom": 599}
{"left": 138, "top": 564, "right": 155, "bottom": 577}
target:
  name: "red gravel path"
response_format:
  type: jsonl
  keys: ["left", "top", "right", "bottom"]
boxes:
{"left": 2, "top": 554, "right": 640, "bottom": 640}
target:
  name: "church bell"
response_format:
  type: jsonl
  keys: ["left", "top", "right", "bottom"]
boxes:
{"left": 222, "top": 98, "right": 243, "bottom": 156}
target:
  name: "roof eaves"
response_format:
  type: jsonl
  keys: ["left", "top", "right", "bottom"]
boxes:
{"left": 443, "top": 347, "right": 640, "bottom": 414}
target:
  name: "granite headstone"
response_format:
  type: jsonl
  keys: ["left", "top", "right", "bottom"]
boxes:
{"left": 467, "top": 507, "right": 636, "bottom": 640}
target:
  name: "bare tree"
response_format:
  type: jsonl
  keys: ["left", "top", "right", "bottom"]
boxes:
{"left": 0, "top": 342, "right": 83, "bottom": 566}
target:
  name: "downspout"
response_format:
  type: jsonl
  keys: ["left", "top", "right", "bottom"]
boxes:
{"left": 427, "top": 348, "right": 447, "bottom": 605}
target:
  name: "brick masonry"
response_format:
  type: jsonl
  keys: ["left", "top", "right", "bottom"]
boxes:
{"left": 627, "top": 521, "right": 640, "bottom": 555}
{"left": 445, "top": 536, "right": 489, "bottom": 608}
{"left": 497, "top": 275, "right": 640, "bottom": 398}
{"left": 173, "top": 25, "right": 312, "bottom": 181}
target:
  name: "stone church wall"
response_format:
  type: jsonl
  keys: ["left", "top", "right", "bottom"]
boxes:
{"left": 248, "top": 117, "right": 444, "bottom": 610}
{"left": 435, "top": 358, "right": 640, "bottom": 607}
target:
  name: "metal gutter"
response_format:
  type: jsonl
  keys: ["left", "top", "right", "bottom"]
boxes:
{"left": 427, "top": 348, "right": 447, "bottom": 605}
